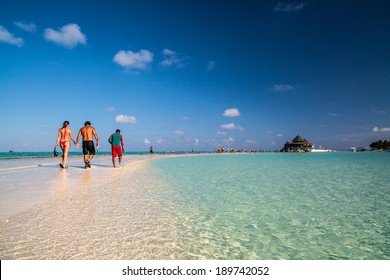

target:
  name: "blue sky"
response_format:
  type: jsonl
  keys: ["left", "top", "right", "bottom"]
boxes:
{"left": 1, "top": 0, "right": 389, "bottom": 152}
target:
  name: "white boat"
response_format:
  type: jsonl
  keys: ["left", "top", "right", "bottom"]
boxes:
{"left": 310, "top": 145, "right": 333, "bottom": 152}
{"left": 311, "top": 148, "right": 333, "bottom": 153}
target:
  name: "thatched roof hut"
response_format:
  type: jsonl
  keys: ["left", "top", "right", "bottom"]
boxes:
{"left": 282, "top": 135, "right": 313, "bottom": 152}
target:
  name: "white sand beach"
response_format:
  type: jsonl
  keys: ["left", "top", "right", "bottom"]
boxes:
{"left": 0, "top": 155, "right": 179, "bottom": 259}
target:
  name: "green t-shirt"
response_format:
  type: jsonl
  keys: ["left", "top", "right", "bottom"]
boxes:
{"left": 109, "top": 133, "right": 123, "bottom": 147}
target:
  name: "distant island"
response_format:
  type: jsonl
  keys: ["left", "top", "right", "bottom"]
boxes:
{"left": 370, "top": 140, "right": 390, "bottom": 150}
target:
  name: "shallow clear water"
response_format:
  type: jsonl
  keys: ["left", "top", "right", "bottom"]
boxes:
{"left": 1, "top": 152, "right": 389, "bottom": 260}
{"left": 148, "top": 152, "right": 390, "bottom": 259}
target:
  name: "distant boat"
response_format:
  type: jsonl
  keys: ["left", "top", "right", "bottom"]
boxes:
{"left": 310, "top": 145, "right": 333, "bottom": 152}
{"left": 9, "top": 148, "right": 14, "bottom": 152}
{"left": 311, "top": 148, "right": 333, "bottom": 153}
{"left": 350, "top": 147, "right": 357, "bottom": 152}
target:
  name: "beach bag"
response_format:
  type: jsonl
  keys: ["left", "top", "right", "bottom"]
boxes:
{"left": 53, "top": 147, "right": 59, "bottom": 157}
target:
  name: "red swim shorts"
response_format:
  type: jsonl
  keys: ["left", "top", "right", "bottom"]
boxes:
{"left": 112, "top": 146, "right": 122, "bottom": 158}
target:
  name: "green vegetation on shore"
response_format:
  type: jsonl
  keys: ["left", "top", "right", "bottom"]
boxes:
{"left": 370, "top": 140, "right": 390, "bottom": 150}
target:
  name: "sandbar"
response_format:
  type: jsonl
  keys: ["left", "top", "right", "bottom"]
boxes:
{"left": 0, "top": 155, "right": 180, "bottom": 259}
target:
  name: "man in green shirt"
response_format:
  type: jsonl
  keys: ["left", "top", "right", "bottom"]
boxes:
{"left": 108, "top": 129, "right": 125, "bottom": 167}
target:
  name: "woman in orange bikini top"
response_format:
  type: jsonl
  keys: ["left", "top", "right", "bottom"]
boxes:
{"left": 55, "top": 121, "right": 78, "bottom": 168}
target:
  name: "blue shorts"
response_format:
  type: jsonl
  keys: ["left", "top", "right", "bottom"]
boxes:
{"left": 82, "top": 141, "right": 95, "bottom": 155}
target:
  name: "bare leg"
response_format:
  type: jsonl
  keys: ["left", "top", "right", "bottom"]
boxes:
{"left": 60, "top": 144, "right": 66, "bottom": 167}
{"left": 118, "top": 156, "right": 122, "bottom": 166}
{"left": 62, "top": 143, "right": 70, "bottom": 167}
{"left": 112, "top": 157, "right": 116, "bottom": 167}
{"left": 83, "top": 154, "right": 91, "bottom": 168}
{"left": 83, "top": 154, "right": 94, "bottom": 168}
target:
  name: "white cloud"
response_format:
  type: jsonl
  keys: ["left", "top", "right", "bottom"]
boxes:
{"left": 194, "top": 138, "right": 200, "bottom": 143}
{"left": 220, "top": 137, "right": 235, "bottom": 145}
{"left": 276, "top": 134, "right": 283, "bottom": 137}
{"left": 162, "top": 48, "right": 175, "bottom": 56}
{"left": 0, "top": 25, "right": 24, "bottom": 47}
{"left": 371, "top": 108, "right": 388, "bottom": 115}
{"left": 329, "top": 113, "right": 339, "bottom": 117}
{"left": 272, "top": 84, "right": 295, "bottom": 92}
{"left": 175, "top": 130, "right": 184, "bottom": 135}
{"left": 14, "top": 21, "right": 37, "bottom": 33}
{"left": 115, "top": 114, "right": 137, "bottom": 124}
{"left": 159, "top": 48, "right": 185, "bottom": 68}
{"left": 373, "top": 127, "right": 390, "bottom": 132}
{"left": 223, "top": 108, "right": 240, "bottom": 117}
{"left": 273, "top": 2, "right": 305, "bottom": 13}
{"left": 104, "top": 106, "right": 115, "bottom": 112}
{"left": 246, "top": 139, "right": 257, "bottom": 144}
{"left": 144, "top": 138, "right": 151, "bottom": 145}
{"left": 44, "top": 23, "right": 87, "bottom": 49}
{"left": 217, "top": 131, "right": 227, "bottom": 135}
{"left": 207, "top": 61, "right": 216, "bottom": 71}
{"left": 220, "top": 123, "right": 244, "bottom": 131}
{"left": 113, "top": 49, "right": 153, "bottom": 70}
{"left": 181, "top": 116, "right": 189, "bottom": 121}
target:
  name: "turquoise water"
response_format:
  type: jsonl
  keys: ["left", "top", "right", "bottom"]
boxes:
{"left": 148, "top": 152, "right": 390, "bottom": 259}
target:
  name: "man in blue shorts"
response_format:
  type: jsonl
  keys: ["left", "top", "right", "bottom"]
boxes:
{"left": 76, "top": 121, "right": 99, "bottom": 168}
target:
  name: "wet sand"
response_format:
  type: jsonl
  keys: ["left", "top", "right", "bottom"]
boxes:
{"left": 0, "top": 155, "right": 179, "bottom": 259}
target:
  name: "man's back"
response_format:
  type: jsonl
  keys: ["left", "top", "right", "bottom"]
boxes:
{"left": 110, "top": 133, "right": 123, "bottom": 146}
{"left": 80, "top": 126, "right": 95, "bottom": 141}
